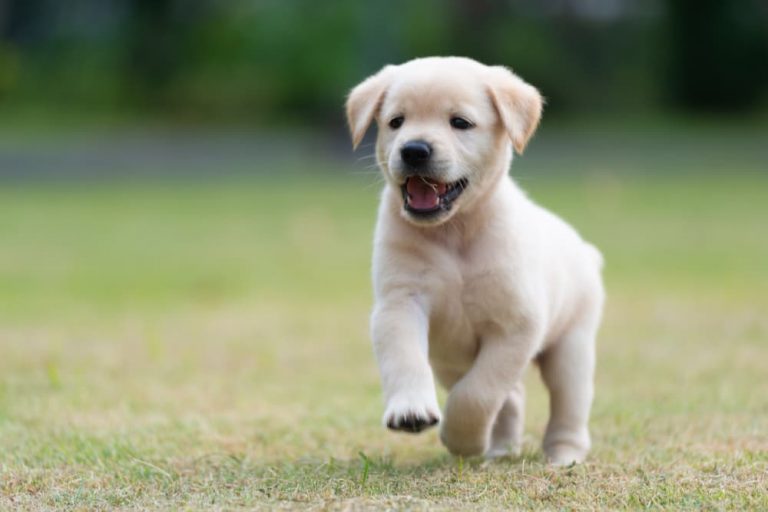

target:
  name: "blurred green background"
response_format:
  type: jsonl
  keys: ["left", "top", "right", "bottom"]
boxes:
{"left": 1, "top": 0, "right": 766, "bottom": 179}
{"left": 2, "top": 0, "right": 768, "bottom": 122}
{"left": 1, "top": 2, "right": 767, "bottom": 508}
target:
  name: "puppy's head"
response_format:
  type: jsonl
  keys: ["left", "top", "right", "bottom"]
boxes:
{"left": 346, "top": 57, "right": 542, "bottom": 226}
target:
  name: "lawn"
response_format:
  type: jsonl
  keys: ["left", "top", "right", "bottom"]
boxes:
{"left": 1, "top": 160, "right": 767, "bottom": 509}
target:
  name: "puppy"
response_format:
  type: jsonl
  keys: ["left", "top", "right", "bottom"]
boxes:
{"left": 345, "top": 57, "right": 604, "bottom": 465}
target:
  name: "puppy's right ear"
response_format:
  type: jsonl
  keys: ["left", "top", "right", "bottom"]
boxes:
{"left": 345, "top": 65, "right": 394, "bottom": 150}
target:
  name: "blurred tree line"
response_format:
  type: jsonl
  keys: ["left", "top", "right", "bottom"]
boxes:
{"left": 0, "top": 0, "right": 766, "bottom": 123}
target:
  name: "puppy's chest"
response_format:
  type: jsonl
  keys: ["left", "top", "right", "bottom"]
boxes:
{"left": 427, "top": 260, "right": 520, "bottom": 363}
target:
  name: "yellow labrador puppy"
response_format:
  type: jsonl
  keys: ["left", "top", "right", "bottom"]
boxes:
{"left": 345, "top": 57, "right": 604, "bottom": 465}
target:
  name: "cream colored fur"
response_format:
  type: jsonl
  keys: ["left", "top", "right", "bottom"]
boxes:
{"left": 346, "top": 57, "right": 604, "bottom": 465}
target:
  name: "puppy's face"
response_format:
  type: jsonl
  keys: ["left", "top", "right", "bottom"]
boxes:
{"left": 346, "top": 57, "right": 542, "bottom": 226}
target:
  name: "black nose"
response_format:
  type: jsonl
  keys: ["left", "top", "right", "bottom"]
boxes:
{"left": 400, "top": 140, "right": 432, "bottom": 167}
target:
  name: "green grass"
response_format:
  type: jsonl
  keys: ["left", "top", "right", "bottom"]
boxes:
{"left": 1, "top": 170, "right": 767, "bottom": 510}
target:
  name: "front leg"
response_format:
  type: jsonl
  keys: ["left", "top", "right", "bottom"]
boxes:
{"left": 440, "top": 328, "right": 538, "bottom": 456}
{"left": 371, "top": 295, "right": 440, "bottom": 433}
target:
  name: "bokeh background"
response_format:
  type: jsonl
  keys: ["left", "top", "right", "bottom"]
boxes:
{"left": 1, "top": 0, "right": 767, "bottom": 178}
{"left": 1, "top": 1, "right": 767, "bottom": 509}
{"left": 3, "top": 0, "right": 768, "bottom": 120}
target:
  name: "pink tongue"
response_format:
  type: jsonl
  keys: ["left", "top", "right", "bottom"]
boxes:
{"left": 406, "top": 178, "right": 445, "bottom": 210}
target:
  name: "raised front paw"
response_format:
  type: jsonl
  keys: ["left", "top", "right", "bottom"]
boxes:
{"left": 383, "top": 393, "right": 441, "bottom": 434}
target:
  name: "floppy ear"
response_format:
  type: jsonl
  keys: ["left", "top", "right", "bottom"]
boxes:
{"left": 487, "top": 66, "right": 543, "bottom": 155}
{"left": 345, "top": 65, "right": 394, "bottom": 150}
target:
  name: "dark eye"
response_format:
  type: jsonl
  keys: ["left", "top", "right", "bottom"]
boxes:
{"left": 389, "top": 116, "right": 404, "bottom": 129}
{"left": 450, "top": 117, "right": 473, "bottom": 130}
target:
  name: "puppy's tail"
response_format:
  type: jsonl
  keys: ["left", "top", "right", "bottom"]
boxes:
{"left": 584, "top": 242, "right": 604, "bottom": 270}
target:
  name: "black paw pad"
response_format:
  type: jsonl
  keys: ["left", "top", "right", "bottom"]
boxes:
{"left": 387, "top": 412, "right": 439, "bottom": 433}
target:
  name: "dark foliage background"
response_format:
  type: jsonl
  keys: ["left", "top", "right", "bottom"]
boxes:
{"left": 1, "top": 0, "right": 767, "bottom": 124}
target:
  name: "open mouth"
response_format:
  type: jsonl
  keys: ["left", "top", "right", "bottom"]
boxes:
{"left": 401, "top": 176, "right": 469, "bottom": 216}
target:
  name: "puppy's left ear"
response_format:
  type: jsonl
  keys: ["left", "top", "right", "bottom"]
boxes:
{"left": 487, "top": 66, "right": 543, "bottom": 155}
{"left": 345, "top": 65, "right": 394, "bottom": 150}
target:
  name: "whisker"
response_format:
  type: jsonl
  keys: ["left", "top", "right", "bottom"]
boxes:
{"left": 350, "top": 172, "right": 386, "bottom": 192}
{"left": 355, "top": 142, "right": 376, "bottom": 151}
{"left": 362, "top": 178, "right": 386, "bottom": 191}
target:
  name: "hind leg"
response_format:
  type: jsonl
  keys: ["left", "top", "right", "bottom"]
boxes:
{"left": 538, "top": 309, "right": 601, "bottom": 465}
{"left": 487, "top": 381, "right": 526, "bottom": 458}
